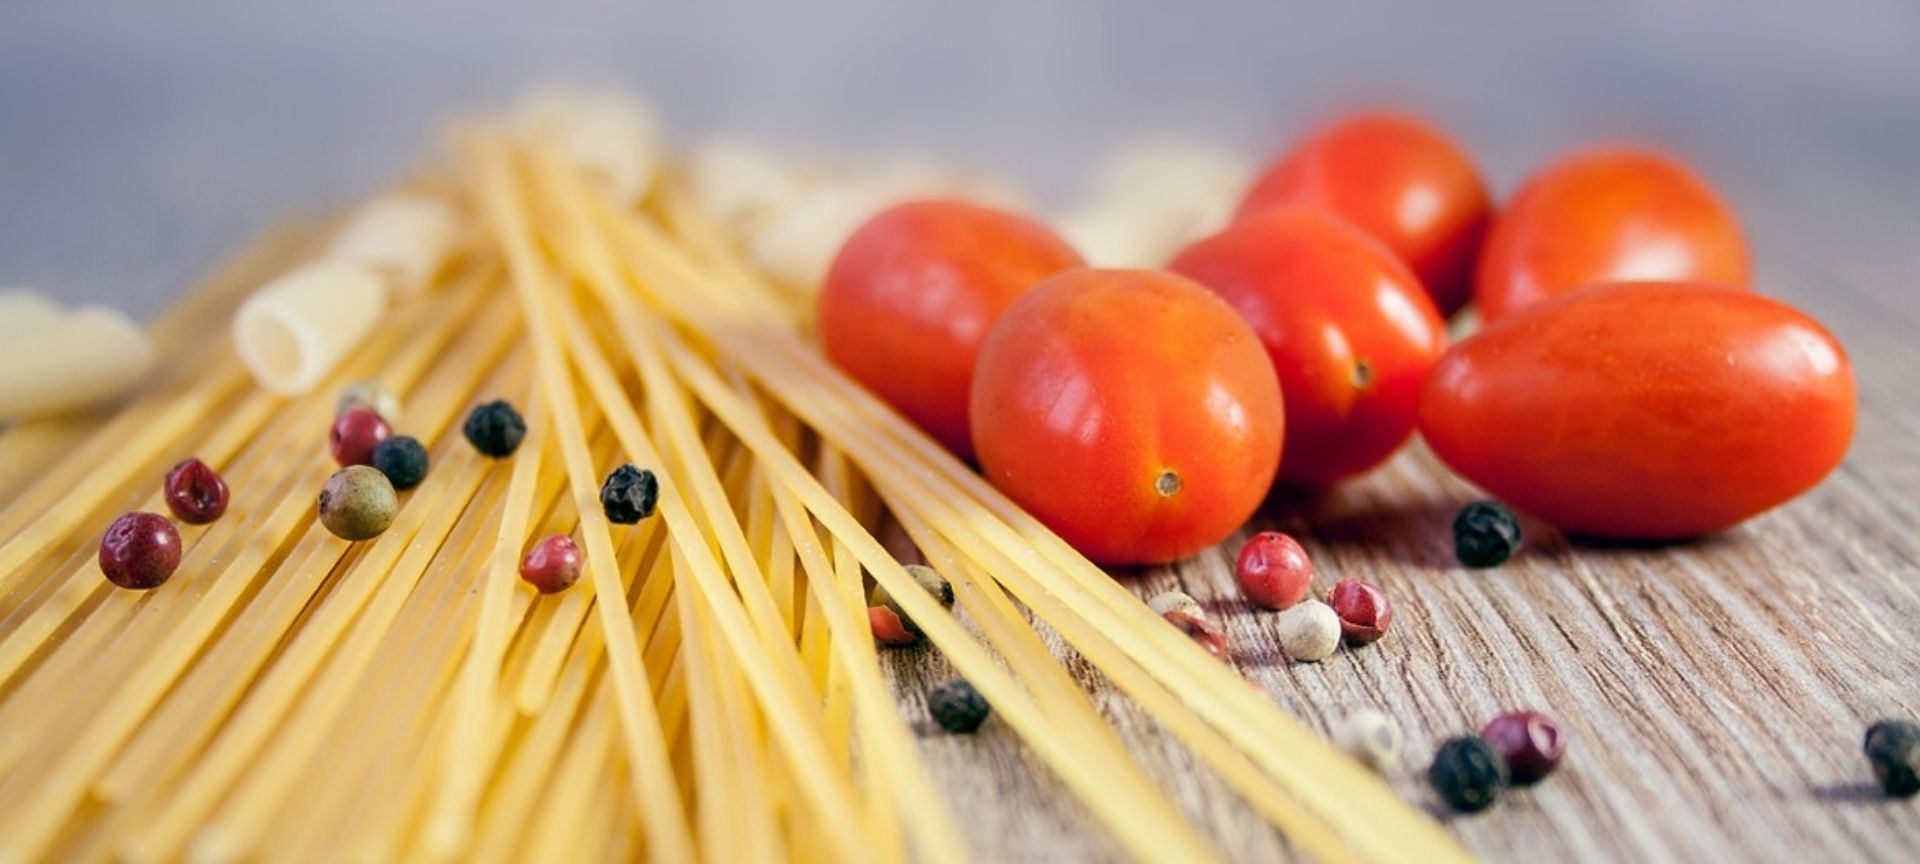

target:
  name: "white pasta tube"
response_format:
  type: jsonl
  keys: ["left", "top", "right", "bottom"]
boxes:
{"left": 0, "top": 304, "right": 154, "bottom": 420}
{"left": 0, "top": 289, "right": 67, "bottom": 336}
{"left": 1056, "top": 139, "right": 1257, "bottom": 268}
{"left": 324, "top": 193, "right": 458, "bottom": 294}
{"left": 687, "top": 138, "right": 811, "bottom": 236}
{"left": 232, "top": 261, "right": 388, "bottom": 395}
{"left": 516, "top": 89, "right": 660, "bottom": 204}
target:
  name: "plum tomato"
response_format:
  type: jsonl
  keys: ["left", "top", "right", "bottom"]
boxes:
{"left": 818, "top": 199, "right": 1084, "bottom": 459}
{"left": 1235, "top": 113, "right": 1491, "bottom": 316}
{"left": 1172, "top": 210, "right": 1447, "bottom": 485}
{"left": 1419, "top": 282, "right": 1853, "bottom": 540}
{"left": 969, "top": 269, "right": 1284, "bottom": 566}
{"left": 1474, "top": 148, "right": 1749, "bottom": 322}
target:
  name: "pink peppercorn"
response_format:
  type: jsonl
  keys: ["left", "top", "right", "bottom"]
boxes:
{"left": 869, "top": 606, "right": 921, "bottom": 646}
{"left": 163, "top": 457, "right": 229, "bottom": 524}
{"left": 329, "top": 407, "right": 392, "bottom": 467}
{"left": 1236, "top": 531, "right": 1313, "bottom": 609}
{"left": 1327, "top": 578, "right": 1393, "bottom": 646}
{"left": 519, "top": 534, "right": 583, "bottom": 594}
{"left": 1164, "top": 610, "right": 1229, "bottom": 659}
{"left": 98, "top": 511, "right": 182, "bottom": 590}
{"left": 1481, "top": 710, "right": 1566, "bottom": 785}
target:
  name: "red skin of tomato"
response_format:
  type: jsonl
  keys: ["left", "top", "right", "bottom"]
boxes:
{"left": 1474, "top": 148, "right": 1750, "bottom": 322}
{"left": 1419, "top": 282, "right": 1854, "bottom": 540}
{"left": 969, "top": 269, "right": 1284, "bottom": 566}
{"left": 1235, "top": 113, "right": 1491, "bottom": 316}
{"left": 1172, "top": 210, "right": 1448, "bottom": 485}
{"left": 818, "top": 199, "right": 1084, "bottom": 460}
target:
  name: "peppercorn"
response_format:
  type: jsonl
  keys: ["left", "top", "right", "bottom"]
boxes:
{"left": 163, "top": 457, "right": 229, "bottom": 524}
{"left": 336, "top": 379, "right": 401, "bottom": 422}
{"left": 1333, "top": 709, "right": 1402, "bottom": 772}
{"left": 1428, "top": 736, "right": 1508, "bottom": 813}
{"left": 330, "top": 407, "right": 393, "bottom": 467}
{"left": 869, "top": 564, "right": 955, "bottom": 638}
{"left": 98, "top": 511, "right": 182, "bottom": 589}
{"left": 317, "top": 465, "right": 398, "bottom": 541}
{"left": 1275, "top": 600, "right": 1341, "bottom": 662}
{"left": 1481, "top": 710, "right": 1566, "bottom": 785}
{"left": 1164, "top": 610, "right": 1228, "bottom": 659}
{"left": 1863, "top": 719, "right": 1920, "bottom": 798}
{"left": 928, "top": 679, "right": 991, "bottom": 733}
{"left": 1327, "top": 578, "right": 1392, "bottom": 646}
{"left": 1236, "top": 531, "right": 1314, "bottom": 609}
{"left": 520, "top": 534, "right": 583, "bottom": 594}
{"left": 1147, "top": 590, "right": 1204, "bottom": 620}
{"left": 868, "top": 606, "right": 921, "bottom": 646}
{"left": 1453, "top": 500, "right": 1521, "bottom": 567}
{"left": 371, "top": 435, "right": 430, "bottom": 491}
{"left": 599, "top": 464, "right": 659, "bottom": 524}
{"left": 463, "top": 399, "right": 527, "bottom": 458}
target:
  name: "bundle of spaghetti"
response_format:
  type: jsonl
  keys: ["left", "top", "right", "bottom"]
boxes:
{"left": 539, "top": 139, "right": 1473, "bottom": 861}
{"left": 0, "top": 105, "right": 1487, "bottom": 861}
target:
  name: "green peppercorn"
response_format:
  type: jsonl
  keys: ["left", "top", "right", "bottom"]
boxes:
{"left": 599, "top": 464, "right": 659, "bottom": 524}
{"left": 1453, "top": 500, "right": 1521, "bottom": 568}
{"left": 463, "top": 399, "right": 526, "bottom": 458}
{"left": 1864, "top": 719, "right": 1920, "bottom": 798}
{"left": 928, "top": 679, "right": 990, "bottom": 733}
{"left": 371, "top": 435, "right": 429, "bottom": 491}
{"left": 869, "top": 564, "right": 954, "bottom": 637}
{"left": 1428, "top": 736, "right": 1508, "bottom": 813}
{"left": 318, "top": 466, "right": 398, "bottom": 541}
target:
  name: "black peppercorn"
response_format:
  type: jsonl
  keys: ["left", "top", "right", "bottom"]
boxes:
{"left": 600, "top": 464, "right": 659, "bottom": 525}
{"left": 371, "top": 435, "right": 430, "bottom": 491}
{"left": 1864, "top": 719, "right": 1920, "bottom": 798}
{"left": 928, "top": 680, "right": 990, "bottom": 733}
{"left": 1428, "top": 736, "right": 1508, "bottom": 813}
{"left": 463, "top": 400, "right": 526, "bottom": 458}
{"left": 1453, "top": 500, "right": 1521, "bottom": 568}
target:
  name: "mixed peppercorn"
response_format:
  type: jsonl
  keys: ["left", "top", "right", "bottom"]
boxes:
{"left": 928, "top": 679, "right": 991, "bottom": 733}
{"left": 599, "top": 464, "right": 659, "bottom": 525}
{"left": 1453, "top": 500, "right": 1521, "bottom": 568}
{"left": 463, "top": 399, "right": 527, "bottom": 458}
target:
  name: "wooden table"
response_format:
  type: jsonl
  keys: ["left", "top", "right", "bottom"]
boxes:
{"left": 881, "top": 157, "right": 1920, "bottom": 862}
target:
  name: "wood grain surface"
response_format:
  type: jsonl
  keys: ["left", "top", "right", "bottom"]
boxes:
{"left": 1, "top": 154, "right": 1916, "bottom": 862}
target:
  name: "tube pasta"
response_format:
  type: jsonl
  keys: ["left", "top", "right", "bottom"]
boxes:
{"left": 324, "top": 192, "right": 460, "bottom": 293}
{"left": 0, "top": 303, "right": 154, "bottom": 421}
{"left": 232, "top": 260, "right": 388, "bottom": 394}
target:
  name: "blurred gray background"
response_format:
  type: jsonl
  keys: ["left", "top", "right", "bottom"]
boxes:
{"left": 2, "top": 0, "right": 1917, "bottom": 318}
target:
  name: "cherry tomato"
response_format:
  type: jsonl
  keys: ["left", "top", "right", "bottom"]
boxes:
{"left": 1235, "top": 113, "right": 1491, "bottom": 316}
{"left": 970, "top": 269, "right": 1283, "bottom": 565}
{"left": 1474, "top": 148, "right": 1749, "bottom": 322}
{"left": 1419, "top": 282, "right": 1853, "bottom": 539}
{"left": 1171, "top": 210, "right": 1447, "bottom": 485}
{"left": 818, "top": 199, "right": 1084, "bottom": 459}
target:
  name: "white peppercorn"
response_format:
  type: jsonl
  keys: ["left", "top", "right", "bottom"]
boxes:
{"left": 336, "top": 379, "right": 401, "bottom": 422}
{"left": 1332, "top": 709, "right": 1402, "bottom": 772}
{"left": 1147, "top": 590, "right": 1203, "bottom": 619}
{"left": 1276, "top": 600, "right": 1341, "bottom": 662}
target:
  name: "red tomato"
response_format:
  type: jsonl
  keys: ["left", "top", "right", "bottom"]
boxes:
{"left": 1171, "top": 210, "right": 1448, "bottom": 485}
{"left": 1235, "top": 113, "right": 1491, "bottom": 316}
{"left": 970, "top": 270, "right": 1283, "bottom": 565}
{"left": 1419, "top": 283, "right": 1854, "bottom": 539}
{"left": 1474, "top": 148, "right": 1749, "bottom": 321}
{"left": 818, "top": 199, "right": 1084, "bottom": 459}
